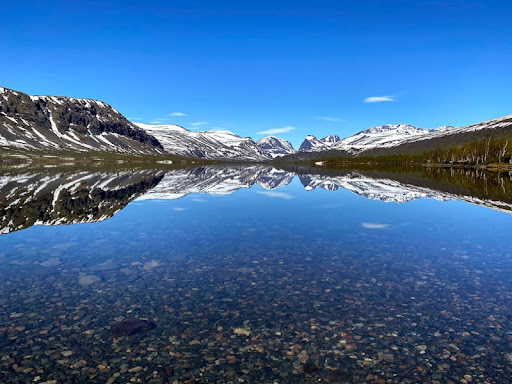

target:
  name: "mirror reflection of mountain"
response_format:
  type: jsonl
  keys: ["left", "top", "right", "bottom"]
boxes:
{"left": 137, "top": 165, "right": 512, "bottom": 215}
{"left": 2, "top": 165, "right": 512, "bottom": 235}
{"left": 295, "top": 167, "right": 512, "bottom": 214}
{"left": 0, "top": 169, "right": 164, "bottom": 234}
{"left": 136, "top": 165, "right": 295, "bottom": 200}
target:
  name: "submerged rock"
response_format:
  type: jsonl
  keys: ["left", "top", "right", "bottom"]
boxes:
{"left": 110, "top": 319, "right": 156, "bottom": 338}
{"left": 40, "top": 258, "right": 61, "bottom": 267}
{"left": 143, "top": 260, "right": 162, "bottom": 271}
{"left": 89, "top": 261, "right": 120, "bottom": 272}
{"left": 233, "top": 327, "right": 252, "bottom": 336}
{"left": 78, "top": 275, "right": 101, "bottom": 287}
{"left": 303, "top": 363, "right": 322, "bottom": 374}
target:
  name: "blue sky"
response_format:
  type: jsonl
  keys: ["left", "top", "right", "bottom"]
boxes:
{"left": 3, "top": 0, "right": 511, "bottom": 148}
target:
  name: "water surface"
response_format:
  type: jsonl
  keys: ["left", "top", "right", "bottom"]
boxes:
{"left": 1, "top": 166, "right": 512, "bottom": 383}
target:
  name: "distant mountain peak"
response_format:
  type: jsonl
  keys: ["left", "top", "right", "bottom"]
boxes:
{"left": 257, "top": 136, "right": 295, "bottom": 158}
{"left": 322, "top": 134, "right": 341, "bottom": 142}
{"left": 136, "top": 123, "right": 295, "bottom": 160}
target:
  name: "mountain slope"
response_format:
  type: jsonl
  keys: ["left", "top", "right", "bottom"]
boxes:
{"left": 136, "top": 123, "right": 295, "bottom": 161}
{"left": 359, "top": 114, "right": 512, "bottom": 157}
{"left": 299, "top": 134, "right": 341, "bottom": 151}
{"left": 0, "top": 87, "right": 163, "bottom": 154}
{"left": 256, "top": 136, "right": 295, "bottom": 158}
{"left": 298, "top": 124, "right": 456, "bottom": 155}
{"left": 334, "top": 124, "right": 454, "bottom": 153}
{"left": 294, "top": 114, "right": 512, "bottom": 160}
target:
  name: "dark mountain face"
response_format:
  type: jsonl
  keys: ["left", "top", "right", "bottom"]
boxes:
{"left": 0, "top": 87, "right": 163, "bottom": 154}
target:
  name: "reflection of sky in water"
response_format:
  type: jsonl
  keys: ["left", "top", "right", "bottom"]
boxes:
{"left": 1, "top": 178, "right": 510, "bottom": 271}
{"left": 1, "top": 175, "right": 512, "bottom": 382}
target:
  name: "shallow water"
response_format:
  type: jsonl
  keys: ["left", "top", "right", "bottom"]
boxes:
{"left": 1, "top": 166, "right": 512, "bottom": 383}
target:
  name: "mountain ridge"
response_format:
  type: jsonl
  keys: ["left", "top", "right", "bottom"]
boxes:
{"left": 2, "top": 85, "right": 511, "bottom": 162}
{"left": 0, "top": 86, "right": 164, "bottom": 154}
{"left": 134, "top": 122, "right": 295, "bottom": 161}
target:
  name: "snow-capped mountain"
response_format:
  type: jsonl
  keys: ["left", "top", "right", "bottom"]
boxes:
{"left": 2, "top": 86, "right": 510, "bottom": 161}
{"left": 299, "top": 135, "right": 339, "bottom": 151}
{"left": 333, "top": 123, "right": 461, "bottom": 153}
{"left": 336, "top": 124, "right": 437, "bottom": 151}
{"left": 256, "top": 136, "right": 295, "bottom": 158}
{"left": 323, "top": 135, "right": 342, "bottom": 145}
{"left": 298, "top": 113, "right": 512, "bottom": 156}
{"left": 298, "top": 124, "right": 457, "bottom": 154}
{"left": 136, "top": 123, "right": 295, "bottom": 161}
{"left": 0, "top": 87, "right": 163, "bottom": 154}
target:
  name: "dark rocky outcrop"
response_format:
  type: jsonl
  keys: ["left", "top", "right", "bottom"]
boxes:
{"left": 0, "top": 86, "right": 163, "bottom": 154}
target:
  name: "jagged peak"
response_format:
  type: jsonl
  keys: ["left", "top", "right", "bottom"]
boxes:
{"left": 322, "top": 134, "right": 341, "bottom": 143}
{"left": 359, "top": 123, "right": 421, "bottom": 134}
{"left": 258, "top": 135, "right": 280, "bottom": 142}
{"left": 258, "top": 136, "right": 292, "bottom": 144}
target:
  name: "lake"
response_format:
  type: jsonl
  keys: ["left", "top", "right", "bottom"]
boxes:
{"left": 1, "top": 165, "right": 512, "bottom": 383}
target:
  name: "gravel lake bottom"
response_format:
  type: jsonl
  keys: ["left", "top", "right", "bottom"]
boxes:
{"left": 1, "top": 167, "right": 512, "bottom": 383}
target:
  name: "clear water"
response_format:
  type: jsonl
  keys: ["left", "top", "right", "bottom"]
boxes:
{"left": 1, "top": 166, "right": 512, "bottom": 383}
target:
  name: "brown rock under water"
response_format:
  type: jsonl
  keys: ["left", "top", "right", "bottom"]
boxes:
{"left": 110, "top": 319, "right": 156, "bottom": 338}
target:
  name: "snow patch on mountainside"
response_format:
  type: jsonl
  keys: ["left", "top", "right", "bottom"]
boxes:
{"left": 136, "top": 123, "right": 295, "bottom": 160}
{"left": 335, "top": 124, "right": 449, "bottom": 152}
{"left": 299, "top": 114, "right": 512, "bottom": 155}
{"left": 257, "top": 136, "right": 295, "bottom": 158}
{"left": 299, "top": 124, "right": 458, "bottom": 154}
{"left": 0, "top": 87, "right": 163, "bottom": 154}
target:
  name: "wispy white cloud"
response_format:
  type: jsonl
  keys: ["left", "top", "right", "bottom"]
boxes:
{"left": 364, "top": 96, "right": 396, "bottom": 103}
{"left": 257, "top": 191, "right": 294, "bottom": 200}
{"left": 190, "top": 121, "right": 209, "bottom": 126}
{"left": 191, "top": 198, "right": 207, "bottom": 203}
{"left": 128, "top": 117, "right": 142, "bottom": 121}
{"left": 314, "top": 116, "right": 345, "bottom": 122}
{"left": 170, "top": 112, "right": 188, "bottom": 117}
{"left": 361, "top": 222, "right": 389, "bottom": 229}
{"left": 172, "top": 207, "right": 188, "bottom": 211}
{"left": 257, "top": 126, "right": 295, "bottom": 135}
